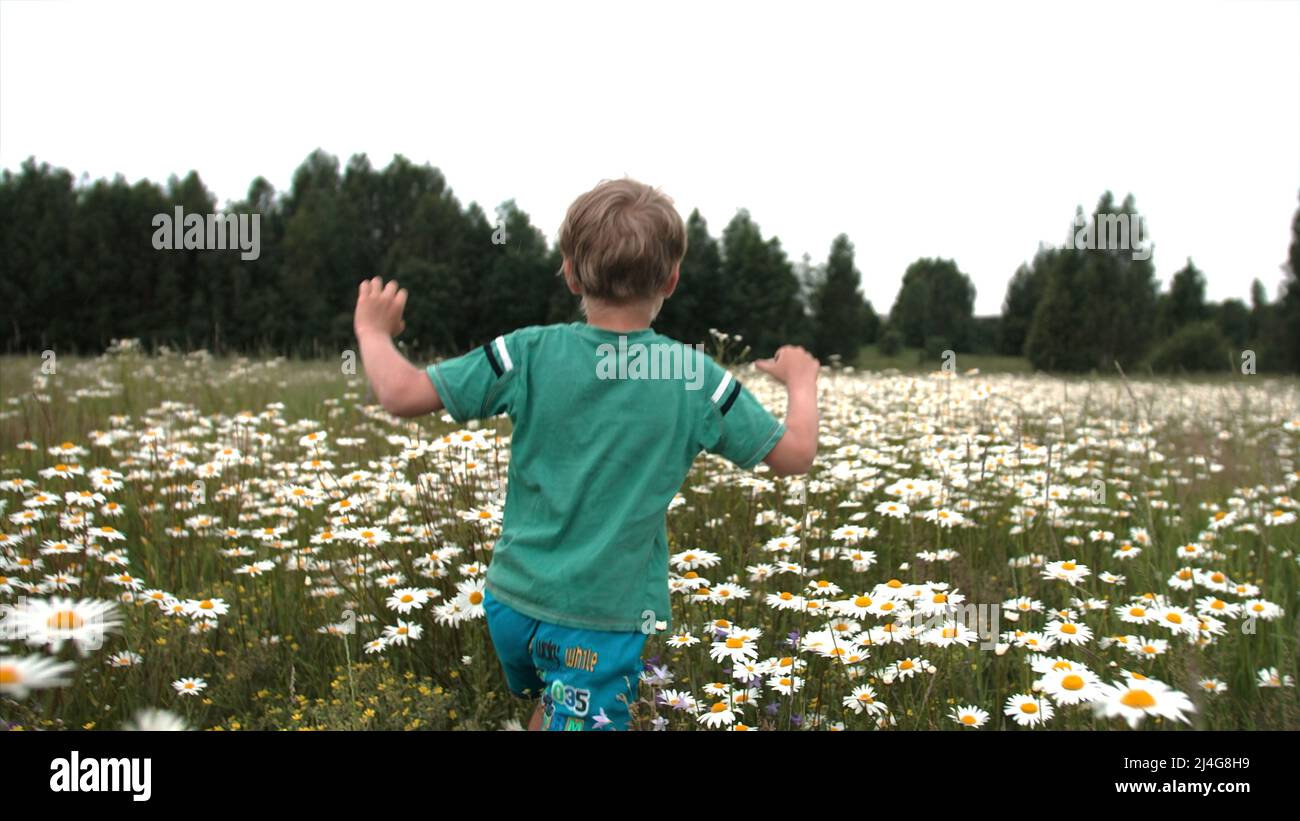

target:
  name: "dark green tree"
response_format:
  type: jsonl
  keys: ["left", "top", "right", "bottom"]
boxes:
{"left": 1025, "top": 193, "right": 1158, "bottom": 372}
{"left": 888, "top": 257, "right": 976, "bottom": 351}
{"left": 809, "top": 234, "right": 873, "bottom": 363}
{"left": 1157, "top": 258, "right": 1209, "bottom": 337}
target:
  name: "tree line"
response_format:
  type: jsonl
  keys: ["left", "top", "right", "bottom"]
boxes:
{"left": 1, "top": 151, "right": 1297, "bottom": 373}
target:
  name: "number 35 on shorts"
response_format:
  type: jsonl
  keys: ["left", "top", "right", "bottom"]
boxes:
{"left": 549, "top": 679, "right": 591, "bottom": 716}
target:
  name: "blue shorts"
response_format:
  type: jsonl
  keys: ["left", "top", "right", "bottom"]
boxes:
{"left": 483, "top": 587, "right": 648, "bottom": 731}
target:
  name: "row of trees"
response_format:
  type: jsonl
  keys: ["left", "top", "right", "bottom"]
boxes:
{"left": 0, "top": 152, "right": 872, "bottom": 362}
{"left": 997, "top": 192, "right": 1300, "bottom": 373}
{"left": 1, "top": 151, "right": 1297, "bottom": 373}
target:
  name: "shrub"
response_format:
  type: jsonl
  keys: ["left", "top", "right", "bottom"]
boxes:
{"left": 1146, "top": 320, "right": 1232, "bottom": 373}
{"left": 878, "top": 326, "right": 903, "bottom": 357}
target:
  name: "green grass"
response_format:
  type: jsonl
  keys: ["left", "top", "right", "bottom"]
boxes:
{"left": 852, "top": 344, "right": 1033, "bottom": 374}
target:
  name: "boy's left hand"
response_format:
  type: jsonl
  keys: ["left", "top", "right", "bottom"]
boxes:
{"left": 354, "top": 276, "right": 408, "bottom": 338}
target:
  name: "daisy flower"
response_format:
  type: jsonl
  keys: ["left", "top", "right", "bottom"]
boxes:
{"left": 670, "top": 549, "right": 722, "bottom": 571}
{"left": 767, "top": 674, "right": 803, "bottom": 696}
{"left": 1036, "top": 666, "right": 1103, "bottom": 705}
{"left": 455, "top": 578, "right": 486, "bottom": 617}
{"left": 1116, "top": 602, "right": 1157, "bottom": 625}
{"left": 1127, "top": 637, "right": 1169, "bottom": 659}
{"left": 698, "top": 701, "right": 735, "bottom": 728}
{"left": 121, "top": 707, "right": 191, "bottom": 731}
{"left": 1256, "top": 667, "right": 1296, "bottom": 688}
{"left": 383, "top": 619, "right": 423, "bottom": 645}
{"left": 2, "top": 596, "right": 122, "bottom": 656}
{"left": 1198, "top": 678, "right": 1228, "bottom": 695}
{"left": 843, "top": 683, "right": 887, "bottom": 716}
{"left": 183, "top": 597, "right": 230, "bottom": 620}
{"left": 665, "top": 631, "right": 700, "bottom": 648}
{"left": 950, "top": 705, "right": 989, "bottom": 727}
{"left": 1044, "top": 620, "right": 1093, "bottom": 646}
{"left": 831, "top": 524, "right": 870, "bottom": 542}
{"left": 1152, "top": 605, "right": 1199, "bottom": 636}
{"left": 0, "top": 654, "right": 77, "bottom": 699}
{"left": 1004, "top": 693, "right": 1054, "bottom": 727}
{"left": 1041, "top": 559, "right": 1090, "bottom": 585}
{"left": 710, "top": 630, "right": 760, "bottom": 665}
{"left": 386, "top": 587, "right": 430, "bottom": 614}
{"left": 172, "top": 676, "right": 208, "bottom": 696}
{"left": 1092, "top": 677, "right": 1195, "bottom": 728}
{"left": 658, "top": 689, "right": 699, "bottom": 713}
{"left": 763, "top": 534, "right": 800, "bottom": 553}
{"left": 875, "top": 501, "right": 910, "bottom": 519}
{"left": 1242, "top": 599, "right": 1284, "bottom": 622}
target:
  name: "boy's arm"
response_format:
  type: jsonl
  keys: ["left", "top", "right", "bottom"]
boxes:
{"left": 354, "top": 277, "right": 443, "bottom": 418}
{"left": 755, "top": 345, "right": 820, "bottom": 476}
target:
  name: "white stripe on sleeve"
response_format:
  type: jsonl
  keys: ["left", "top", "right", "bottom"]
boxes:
{"left": 710, "top": 370, "right": 733, "bottom": 403}
{"left": 494, "top": 336, "right": 513, "bottom": 372}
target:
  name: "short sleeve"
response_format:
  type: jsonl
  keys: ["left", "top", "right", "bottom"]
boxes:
{"left": 700, "top": 360, "right": 786, "bottom": 470}
{"left": 426, "top": 333, "right": 519, "bottom": 424}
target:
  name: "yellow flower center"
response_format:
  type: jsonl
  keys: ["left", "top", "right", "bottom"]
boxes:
{"left": 48, "top": 610, "right": 84, "bottom": 630}
{"left": 1121, "top": 688, "right": 1156, "bottom": 708}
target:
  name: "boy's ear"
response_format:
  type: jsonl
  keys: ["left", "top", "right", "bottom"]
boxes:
{"left": 662, "top": 261, "right": 680, "bottom": 297}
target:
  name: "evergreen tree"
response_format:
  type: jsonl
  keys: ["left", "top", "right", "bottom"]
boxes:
{"left": 1157, "top": 258, "right": 1208, "bottom": 337}
{"left": 1025, "top": 193, "right": 1157, "bottom": 372}
{"left": 810, "top": 234, "right": 872, "bottom": 363}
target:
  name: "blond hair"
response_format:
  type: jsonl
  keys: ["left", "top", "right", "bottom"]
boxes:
{"left": 558, "top": 177, "right": 687, "bottom": 303}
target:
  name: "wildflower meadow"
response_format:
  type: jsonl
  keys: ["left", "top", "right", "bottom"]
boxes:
{"left": 2, "top": 338, "right": 1297, "bottom": 731}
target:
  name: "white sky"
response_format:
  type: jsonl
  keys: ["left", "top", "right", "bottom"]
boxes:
{"left": 3, "top": 0, "right": 1297, "bottom": 315}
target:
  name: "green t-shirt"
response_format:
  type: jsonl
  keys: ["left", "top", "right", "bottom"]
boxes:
{"left": 426, "top": 321, "right": 786, "bottom": 633}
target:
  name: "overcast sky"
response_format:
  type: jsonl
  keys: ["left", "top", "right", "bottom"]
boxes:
{"left": 2, "top": 0, "right": 1297, "bottom": 314}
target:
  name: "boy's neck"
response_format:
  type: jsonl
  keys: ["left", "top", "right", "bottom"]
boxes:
{"left": 582, "top": 297, "right": 660, "bottom": 333}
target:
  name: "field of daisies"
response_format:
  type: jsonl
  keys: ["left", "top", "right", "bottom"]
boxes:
{"left": 1, "top": 339, "right": 1298, "bottom": 731}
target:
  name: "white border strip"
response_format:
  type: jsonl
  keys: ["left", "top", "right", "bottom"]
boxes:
{"left": 710, "top": 371, "right": 733, "bottom": 403}
{"left": 494, "top": 336, "right": 513, "bottom": 372}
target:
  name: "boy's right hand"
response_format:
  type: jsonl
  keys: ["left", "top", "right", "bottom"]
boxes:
{"left": 354, "top": 276, "right": 408, "bottom": 339}
{"left": 755, "top": 345, "right": 820, "bottom": 387}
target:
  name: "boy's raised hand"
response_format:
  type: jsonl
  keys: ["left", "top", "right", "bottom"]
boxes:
{"left": 354, "top": 276, "right": 408, "bottom": 338}
{"left": 755, "top": 345, "right": 820, "bottom": 387}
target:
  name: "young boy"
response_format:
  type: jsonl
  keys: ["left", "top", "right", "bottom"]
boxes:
{"left": 353, "top": 177, "right": 820, "bottom": 731}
